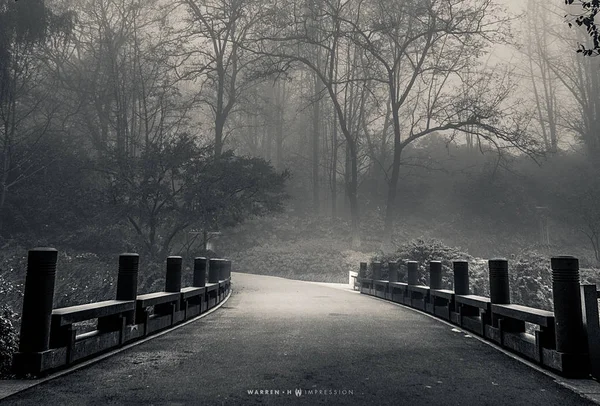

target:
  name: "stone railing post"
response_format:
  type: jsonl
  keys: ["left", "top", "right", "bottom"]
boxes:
{"left": 551, "top": 256, "right": 587, "bottom": 376}
{"left": 370, "top": 261, "right": 380, "bottom": 280}
{"left": 193, "top": 257, "right": 207, "bottom": 287}
{"left": 165, "top": 256, "right": 183, "bottom": 292}
{"left": 116, "top": 253, "right": 139, "bottom": 324}
{"left": 220, "top": 259, "right": 230, "bottom": 299}
{"left": 13, "top": 248, "right": 58, "bottom": 375}
{"left": 581, "top": 284, "right": 600, "bottom": 380}
{"left": 219, "top": 259, "right": 229, "bottom": 281}
{"left": 208, "top": 258, "right": 221, "bottom": 283}
{"left": 452, "top": 260, "right": 471, "bottom": 323}
{"left": 488, "top": 259, "right": 510, "bottom": 304}
{"left": 359, "top": 262, "right": 367, "bottom": 279}
{"left": 18, "top": 248, "right": 58, "bottom": 354}
{"left": 488, "top": 258, "right": 512, "bottom": 328}
{"left": 165, "top": 256, "right": 183, "bottom": 311}
{"left": 389, "top": 261, "right": 399, "bottom": 283}
{"left": 453, "top": 260, "right": 469, "bottom": 295}
{"left": 429, "top": 261, "right": 442, "bottom": 290}
{"left": 407, "top": 261, "right": 418, "bottom": 285}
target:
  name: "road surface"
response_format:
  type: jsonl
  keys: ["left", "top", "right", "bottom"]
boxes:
{"left": 2, "top": 272, "right": 595, "bottom": 405}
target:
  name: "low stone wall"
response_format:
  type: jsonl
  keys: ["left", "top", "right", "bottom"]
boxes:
{"left": 12, "top": 249, "right": 232, "bottom": 376}
{"left": 358, "top": 257, "right": 598, "bottom": 380}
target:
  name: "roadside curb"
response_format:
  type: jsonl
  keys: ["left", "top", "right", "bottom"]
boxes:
{"left": 311, "top": 281, "right": 600, "bottom": 405}
{"left": 0, "top": 288, "right": 233, "bottom": 401}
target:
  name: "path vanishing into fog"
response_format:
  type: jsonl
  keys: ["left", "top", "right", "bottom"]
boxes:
{"left": 3, "top": 273, "right": 595, "bottom": 405}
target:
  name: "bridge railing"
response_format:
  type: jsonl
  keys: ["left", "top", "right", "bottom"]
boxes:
{"left": 357, "top": 256, "right": 594, "bottom": 379}
{"left": 12, "top": 248, "right": 232, "bottom": 376}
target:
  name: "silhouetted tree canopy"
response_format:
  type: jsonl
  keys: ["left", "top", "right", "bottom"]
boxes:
{"left": 0, "top": 0, "right": 74, "bottom": 104}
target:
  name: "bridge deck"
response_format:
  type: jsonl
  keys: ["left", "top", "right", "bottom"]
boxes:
{"left": 4, "top": 273, "right": 594, "bottom": 405}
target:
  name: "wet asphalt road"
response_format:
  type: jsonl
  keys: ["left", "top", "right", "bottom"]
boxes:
{"left": 2, "top": 272, "right": 595, "bottom": 405}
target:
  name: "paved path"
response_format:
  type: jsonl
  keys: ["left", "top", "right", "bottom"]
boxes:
{"left": 2, "top": 273, "right": 596, "bottom": 405}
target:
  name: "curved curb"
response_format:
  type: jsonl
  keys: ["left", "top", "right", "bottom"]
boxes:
{"left": 352, "top": 289, "right": 600, "bottom": 405}
{"left": 0, "top": 288, "right": 233, "bottom": 401}
{"left": 241, "top": 277, "right": 600, "bottom": 404}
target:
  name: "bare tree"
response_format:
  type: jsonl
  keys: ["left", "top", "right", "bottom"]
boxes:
{"left": 179, "top": 0, "right": 266, "bottom": 157}
{"left": 524, "top": 0, "right": 560, "bottom": 153}
{"left": 0, "top": 1, "right": 73, "bottom": 232}
{"left": 340, "top": 0, "right": 536, "bottom": 248}
{"left": 543, "top": 7, "right": 600, "bottom": 159}
{"left": 49, "top": 0, "right": 203, "bottom": 255}
{"left": 249, "top": 0, "right": 372, "bottom": 247}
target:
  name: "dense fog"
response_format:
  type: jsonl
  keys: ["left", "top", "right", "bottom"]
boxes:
{"left": 0, "top": 0, "right": 599, "bottom": 327}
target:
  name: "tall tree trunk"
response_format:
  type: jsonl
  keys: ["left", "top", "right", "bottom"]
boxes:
{"left": 275, "top": 81, "right": 284, "bottom": 170}
{"left": 348, "top": 140, "right": 360, "bottom": 248}
{"left": 214, "top": 65, "right": 226, "bottom": 158}
{"left": 382, "top": 105, "right": 402, "bottom": 251}
{"left": 215, "top": 114, "right": 225, "bottom": 158}
{"left": 312, "top": 71, "right": 321, "bottom": 214}
{"left": 378, "top": 101, "right": 391, "bottom": 196}
{"left": 331, "top": 108, "right": 338, "bottom": 218}
{"left": 264, "top": 119, "right": 273, "bottom": 161}
{"left": 344, "top": 140, "right": 350, "bottom": 214}
{"left": 340, "top": 136, "right": 360, "bottom": 248}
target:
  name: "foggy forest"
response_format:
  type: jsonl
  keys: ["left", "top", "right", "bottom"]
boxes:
{"left": 1, "top": 0, "right": 600, "bottom": 379}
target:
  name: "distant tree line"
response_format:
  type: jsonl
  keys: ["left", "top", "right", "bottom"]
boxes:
{"left": 0, "top": 0, "right": 599, "bottom": 261}
{"left": 0, "top": 0, "right": 288, "bottom": 259}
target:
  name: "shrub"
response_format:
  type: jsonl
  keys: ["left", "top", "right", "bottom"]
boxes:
{"left": 370, "top": 239, "right": 555, "bottom": 310}
{"left": 0, "top": 306, "right": 18, "bottom": 378}
{"left": 0, "top": 273, "right": 20, "bottom": 378}
{"left": 53, "top": 251, "right": 116, "bottom": 308}
{"left": 371, "top": 238, "right": 471, "bottom": 288}
{"left": 509, "top": 251, "right": 553, "bottom": 311}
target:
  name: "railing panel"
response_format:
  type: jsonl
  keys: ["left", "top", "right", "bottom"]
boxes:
{"left": 12, "top": 248, "right": 233, "bottom": 376}
{"left": 356, "top": 257, "right": 591, "bottom": 379}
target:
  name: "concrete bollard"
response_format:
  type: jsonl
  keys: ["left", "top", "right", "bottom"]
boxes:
{"left": 551, "top": 256, "right": 586, "bottom": 355}
{"left": 581, "top": 284, "right": 600, "bottom": 380}
{"left": 193, "top": 257, "right": 207, "bottom": 287}
{"left": 453, "top": 260, "right": 469, "bottom": 295}
{"left": 372, "top": 262, "right": 382, "bottom": 280}
{"left": 407, "top": 261, "right": 418, "bottom": 285}
{"left": 165, "top": 256, "right": 183, "bottom": 293}
{"left": 488, "top": 259, "right": 510, "bottom": 304}
{"left": 219, "top": 259, "right": 229, "bottom": 281}
{"left": 359, "top": 262, "right": 367, "bottom": 279}
{"left": 116, "top": 253, "right": 139, "bottom": 324}
{"left": 389, "top": 261, "right": 399, "bottom": 283}
{"left": 224, "top": 260, "right": 232, "bottom": 297}
{"left": 208, "top": 258, "right": 220, "bottom": 283}
{"left": 429, "top": 261, "right": 442, "bottom": 290}
{"left": 165, "top": 256, "right": 183, "bottom": 312}
{"left": 18, "top": 248, "right": 58, "bottom": 355}
{"left": 227, "top": 260, "right": 232, "bottom": 279}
